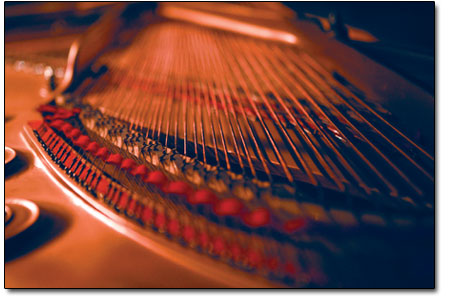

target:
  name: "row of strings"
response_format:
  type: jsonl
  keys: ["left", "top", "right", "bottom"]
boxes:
{"left": 82, "top": 21, "right": 434, "bottom": 206}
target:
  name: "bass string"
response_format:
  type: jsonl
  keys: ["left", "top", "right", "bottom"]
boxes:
{"left": 301, "top": 51, "right": 434, "bottom": 164}
{"left": 198, "top": 28, "right": 272, "bottom": 180}
{"left": 267, "top": 43, "right": 398, "bottom": 196}
{"left": 280, "top": 46, "right": 418, "bottom": 197}
{"left": 298, "top": 51, "right": 434, "bottom": 182}
{"left": 212, "top": 30, "right": 300, "bottom": 183}
{"left": 294, "top": 50, "right": 429, "bottom": 194}
{"left": 79, "top": 21, "right": 431, "bottom": 202}
{"left": 222, "top": 34, "right": 320, "bottom": 186}
{"left": 240, "top": 38, "right": 346, "bottom": 192}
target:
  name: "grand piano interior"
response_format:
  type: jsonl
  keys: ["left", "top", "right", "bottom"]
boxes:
{"left": 5, "top": 1, "right": 435, "bottom": 288}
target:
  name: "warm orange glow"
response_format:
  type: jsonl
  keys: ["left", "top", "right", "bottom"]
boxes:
{"left": 159, "top": 5, "right": 298, "bottom": 45}
{"left": 5, "top": 1, "right": 435, "bottom": 289}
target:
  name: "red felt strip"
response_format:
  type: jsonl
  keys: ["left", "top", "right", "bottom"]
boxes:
{"left": 56, "top": 147, "right": 68, "bottom": 159}
{"left": 126, "top": 198, "right": 137, "bottom": 215}
{"left": 37, "top": 104, "right": 57, "bottom": 113}
{"left": 97, "top": 178, "right": 110, "bottom": 196}
{"left": 86, "top": 142, "right": 100, "bottom": 154}
{"left": 74, "top": 164, "right": 85, "bottom": 177}
{"left": 230, "top": 243, "right": 243, "bottom": 262}
{"left": 188, "top": 189, "right": 218, "bottom": 205}
{"left": 266, "top": 257, "right": 280, "bottom": 271}
{"left": 130, "top": 165, "right": 148, "bottom": 178}
{"left": 163, "top": 181, "right": 192, "bottom": 196}
{"left": 51, "top": 111, "right": 74, "bottom": 120}
{"left": 141, "top": 206, "right": 154, "bottom": 225}
{"left": 117, "top": 193, "right": 129, "bottom": 211}
{"left": 62, "top": 123, "right": 73, "bottom": 135}
{"left": 41, "top": 129, "right": 53, "bottom": 142}
{"left": 80, "top": 168, "right": 90, "bottom": 181}
{"left": 49, "top": 137, "right": 61, "bottom": 151}
{"left": 167, "top": 219, "right": 180, "bottom": 236}
{"left": 69, "top": 162, "right": 79, "bottom": 174}
{"left": 64, "top": 152, "right": 77, "bottom": 168}
{"left": 213, "top": 198, "right": 243, "bottom": 216}
{"left": 74, "top": 135, "right": 91, "bottom": 149}
{"left": 284, "top": 262, "right": 297, "bottom": 276}
{"left": 198, "top": 232, "right": 210, "bottom": 249}
{"left": 155, "top": 212, "right": 166, "bottom": 229}
{"left": 182, "top": 225, "right": 196, "bottom": 243}
{"left": 120, "top": 158, "right": 136, "bottom": 172}
{"left": 282, "top": 218, "right": 307, "bottom": 234}
{"left": 134, "top": 203, "right": 143, "bottom": 219}
{"left": 143, "top": 171, "right": 168, "bottom": 188}
{"left": 110, "top": 189, "right": 121, "bottom": 205}
{"left": 242, "top": 207, "right": 271, "bottom": 228}
{"left": 212, "top": 237, "right": 226, "bottom": 256}
{"left": 67, "top": 128, "right": 81, "bottom": 140}
{"left": 56, "top": 107, "right": 69, "bottom": 114}
{"left": 86, "top": 172, "right": 97, "bottom": 186}
{"left": 72, "top": 107, "right": 81, "bottom": 114}
{"left": 106, "top": 153, "right": 123, "bottom": 166}
{"left": 95, "top": 147, "right": 109, "bottom": 160}
{"left": 28, "top": 120, "right": 44, "bottom": 130}
{"left": 49, "top": 120, "right": 64, "bottom": 131}
{"left": 247, "top": 249, "right": 264, "bottom": 268}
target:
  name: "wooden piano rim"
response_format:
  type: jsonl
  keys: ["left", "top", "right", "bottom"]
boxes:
{"left": 21, "top": 124, "right": 283, "bottom": 288}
